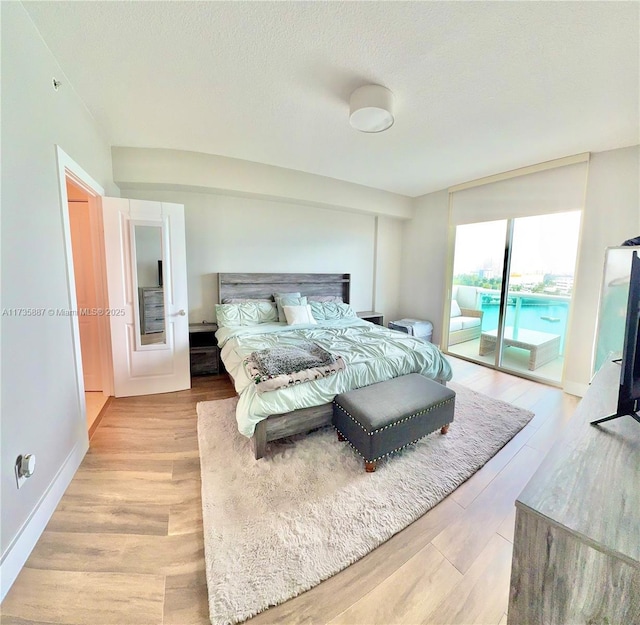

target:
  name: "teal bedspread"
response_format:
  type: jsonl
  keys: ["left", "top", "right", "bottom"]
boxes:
{"left": 217, "top": 318, "right": 452, "bottom": 437}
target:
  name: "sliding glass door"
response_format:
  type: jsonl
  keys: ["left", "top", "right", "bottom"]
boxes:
{"left": 448, "top": 219, "right": 506, "bottom": 359}
{"left": 447, "top": 211, "right": 582, "bottom": 385}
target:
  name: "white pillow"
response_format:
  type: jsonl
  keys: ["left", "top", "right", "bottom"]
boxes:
{"left": 451, "top": 300, "right": 462, "bottom": 317}
{"left": 283, "top": 304, "right": 317, "bottom": 326}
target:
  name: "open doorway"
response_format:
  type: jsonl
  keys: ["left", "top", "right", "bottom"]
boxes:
{"left": 65, "top": 177, "right": 113, "bottom": 435}
{"left": 58, "top": 148, "right": 190, "bottom": 402}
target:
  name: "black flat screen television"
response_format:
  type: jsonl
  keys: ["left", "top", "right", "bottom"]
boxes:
{"left": 592, "top": 250, "right": 640, "bottom": 426}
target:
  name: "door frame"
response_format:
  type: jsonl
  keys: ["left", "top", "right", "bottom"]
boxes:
{"left": 56, "top": 147, "right": 115, "bottom": 419}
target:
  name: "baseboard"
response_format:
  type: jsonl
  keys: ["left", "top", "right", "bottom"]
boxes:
{"left": 0, "top": 439, "right": 88, "bottom": 601}
{"left": 563, "top": 380, "right": 588, "bottom": 397}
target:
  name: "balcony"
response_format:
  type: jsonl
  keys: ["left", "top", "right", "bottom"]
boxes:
{"left": 447, "top": 289, "right": 570, "bottom": 384}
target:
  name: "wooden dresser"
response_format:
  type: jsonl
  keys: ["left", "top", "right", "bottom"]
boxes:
{"left": 508, "top": 360, "right": 640, "bottom": 624}
{"left": 139, "top": 287, "right": 164, "bottom": 334}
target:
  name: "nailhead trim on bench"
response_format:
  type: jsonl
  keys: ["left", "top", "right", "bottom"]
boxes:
{"left": 332, "top": 396, "right": 455, "bottom": 435}
{"left": 334, "top": 424, "right": 451, "bottom": 463}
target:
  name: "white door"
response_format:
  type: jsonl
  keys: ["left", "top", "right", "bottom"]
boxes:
{"left": 102, "top": 198, "right": 190, "bottom": 396}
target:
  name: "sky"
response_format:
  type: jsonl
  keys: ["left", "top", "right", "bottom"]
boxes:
{"left": 453, "top": 211, "right": 582, "bottom": 278}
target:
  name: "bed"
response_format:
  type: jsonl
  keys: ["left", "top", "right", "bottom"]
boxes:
{"left": 217, "top": 273, "right": 453, "bottom": 459}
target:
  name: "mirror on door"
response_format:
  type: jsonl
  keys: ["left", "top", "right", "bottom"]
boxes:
{"left": 133, "top": 223, "right": 166, "bottom": 347}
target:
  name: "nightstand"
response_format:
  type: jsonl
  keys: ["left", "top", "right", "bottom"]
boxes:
{"left": 189, "top": 323, "right": 220, "bottom": 376}
{"left": 357, "top": 311, "right": 384, "bottom": 326}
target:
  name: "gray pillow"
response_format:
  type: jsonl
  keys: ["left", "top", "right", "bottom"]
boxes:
{"left": 274, "top": 292, "right": 305, "bottom": 322}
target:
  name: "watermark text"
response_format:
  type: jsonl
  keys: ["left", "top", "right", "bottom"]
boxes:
{"left": 2, "top": 307, "right": 125, "bottom": 317}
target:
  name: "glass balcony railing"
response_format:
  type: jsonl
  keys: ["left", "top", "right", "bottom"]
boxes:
{"left": 477, "top": 289, "right": 571, "bottom": 354}
{"left": 448, "top": 287, "right": 570, "bottom": 384}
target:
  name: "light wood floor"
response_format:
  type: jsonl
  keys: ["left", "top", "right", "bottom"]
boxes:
{"left": 1, "top": 357, "right": 581, "bottom": 625}
{"left": 85, "top": 391, "right": 109, "bottom": 431}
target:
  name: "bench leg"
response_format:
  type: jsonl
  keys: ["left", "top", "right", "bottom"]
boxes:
{"left": 441, "top": 424, "right": 450, "bottom": 434}
{"left": 337, "top": 431, "right": 346, "bottom": 442}
{"left": 365, "top": 461, "right": 376, "bottom": 473}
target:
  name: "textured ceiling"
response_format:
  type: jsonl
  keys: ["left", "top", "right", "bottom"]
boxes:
{"left": 24, "top": 1, "right": 639, "bottom": 197}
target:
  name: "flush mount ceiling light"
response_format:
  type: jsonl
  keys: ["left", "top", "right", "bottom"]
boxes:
{"left": 349, "top": 84, "right": 394, "bottom": 133}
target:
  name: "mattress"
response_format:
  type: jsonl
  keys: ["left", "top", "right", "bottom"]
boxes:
{"left": 217, "top": 318, "right": 452, "bottom": 437}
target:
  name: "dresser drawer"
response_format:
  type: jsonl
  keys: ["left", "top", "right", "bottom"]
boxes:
{"left": 139, "top": 287, "right": 165, "bottom": 334}
{"left": 190, "top": 346, "right": 220, "bottom": 375}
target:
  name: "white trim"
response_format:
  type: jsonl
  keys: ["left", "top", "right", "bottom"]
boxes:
{"left": 130, "top": 218, "right": 170, "bottom": 353}
{"left": 0, "top": 440, "right": 88, "bottom": 601}
{"left": 56, "top": 147, "right": 113, "bottom": 406}
{"left": 57, "top": 146, "right": 105, "bottom": 197}
{"left": 448, "top": 152, "right": 590, "bottom": 193}
{"left": 563, "top": 380, "right": 588, "bottom": 397}
{"left": 56, "top": 147, "right": 103, "bottom": 431}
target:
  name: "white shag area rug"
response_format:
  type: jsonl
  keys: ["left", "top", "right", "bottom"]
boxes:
{"left": 196, "top": 382, "right": 533, "bottom": 625}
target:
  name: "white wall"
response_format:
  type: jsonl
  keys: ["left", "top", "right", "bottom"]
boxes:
{"left": 373, "top": 216, "right": 403, "bottom": 324}
{"left": 120, "top": 187, "right": 381, "bottom": 323}
{"left": 0, "top": 3, "right": 116, "bottom": 598}
{"left": 113, "top": 147, "right": 411, "bottom": 325}
{"left": 113, "top": 147, "right": 414, "bottom": 219}
{"left": 564, "top": 145, "right": 640, "bottom": 394}
{"left": 399, "top": 146, "right": 640, "bottom": 393}
{"left": 398, "top": 190, "right": 450, "bottom": 344}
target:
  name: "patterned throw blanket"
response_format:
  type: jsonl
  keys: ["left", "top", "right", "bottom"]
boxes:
{"left": 245, "top": 342, "right": 346, "bottom": 393}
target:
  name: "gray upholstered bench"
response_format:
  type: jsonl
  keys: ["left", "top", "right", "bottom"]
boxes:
{"left": 332, "top": 373, "right": 455, "bottom": 472}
